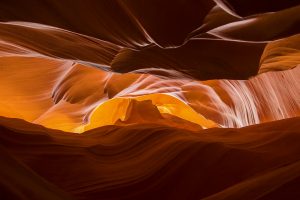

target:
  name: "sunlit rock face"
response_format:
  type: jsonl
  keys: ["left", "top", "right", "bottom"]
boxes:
{"left": 0, "top": 1, "right": 299, "bottom": 200}
{"left": 0, "top": 48, "right": 299, "bottom": 132}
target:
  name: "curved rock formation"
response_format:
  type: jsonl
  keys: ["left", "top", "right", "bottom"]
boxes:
{"left": 1, "top": 117, "right": 300, "bottom": 200}
{"left": 0, "top": 1, "right": 299, "bottom": 199}
{"left": 0, "top": 48, "right": 299, "bottom": 132}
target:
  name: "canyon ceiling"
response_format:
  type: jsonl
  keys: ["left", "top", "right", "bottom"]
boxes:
{"left": 0, "top": 1, "right": 299, "bottom": 200}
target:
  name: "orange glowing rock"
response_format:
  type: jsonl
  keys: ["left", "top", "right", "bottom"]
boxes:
{"left": 0, "top": 46, "right": 298, "bottom": 132}
{"left": 0, "top": 1, "right": 300, "bottom": 199}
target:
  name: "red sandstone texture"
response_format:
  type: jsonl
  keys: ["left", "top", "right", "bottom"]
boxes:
{"left": 0, "top": 1, "right": 299, "bottom": 199}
